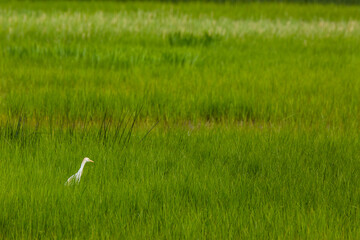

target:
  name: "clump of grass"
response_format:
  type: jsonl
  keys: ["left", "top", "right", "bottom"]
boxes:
{"left": 167, "top": 32, "right": 220, "bottom": 47}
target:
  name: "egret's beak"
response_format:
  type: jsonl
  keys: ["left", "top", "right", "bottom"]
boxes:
{"left": 89, "top": 159, "right": 94, "bottom": 163}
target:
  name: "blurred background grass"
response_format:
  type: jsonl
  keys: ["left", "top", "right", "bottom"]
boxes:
{"left": 0, "top": 1, "right": 359, "bottom": 128}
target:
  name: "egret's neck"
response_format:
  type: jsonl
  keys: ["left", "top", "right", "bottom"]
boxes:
{"left": 78, "top": 160, "right": 87, "bottom": 173}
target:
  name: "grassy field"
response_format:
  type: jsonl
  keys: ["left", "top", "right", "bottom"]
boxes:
{"left": 0, "top": 1, "right": 360, "bottom": 239}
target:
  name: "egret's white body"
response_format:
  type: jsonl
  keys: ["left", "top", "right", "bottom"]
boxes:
{"left": 65, "top": 157, "right": 94, "bottom": 185}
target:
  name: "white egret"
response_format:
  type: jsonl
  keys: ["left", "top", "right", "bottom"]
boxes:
{"left": 65, "top": 157, "right": 94, "bottom": 185}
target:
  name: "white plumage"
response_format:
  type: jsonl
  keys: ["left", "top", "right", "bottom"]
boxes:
{"left": 65, "top": 157, "right": 94, "bottom": 185}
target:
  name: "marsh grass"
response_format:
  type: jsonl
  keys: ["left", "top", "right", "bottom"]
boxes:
{"left": 1, "top": 122, "right": 360, "bottom": 239}
{"left": 1, "top": 1, "right": 360, "bottom": 239}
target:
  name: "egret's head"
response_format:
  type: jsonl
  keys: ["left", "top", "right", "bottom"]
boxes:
{"left": 84, "top": 157, "right": 94, "bottom": 163}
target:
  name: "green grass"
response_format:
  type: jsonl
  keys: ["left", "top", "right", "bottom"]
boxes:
{"left": 0, "top": 1, "right": 359, "bottom": 125}
{"left": 0, "top": 1, "right": 360, "bottom": 239}
{"left": 1, "top": 124, "right": 360, "bottom": 239}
